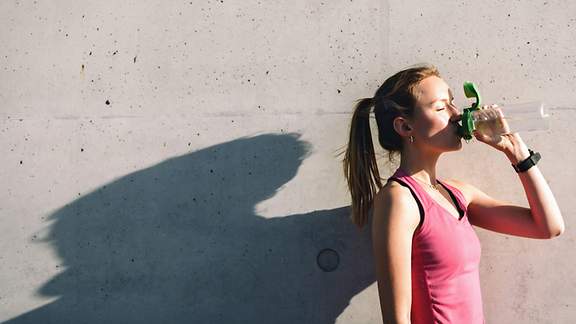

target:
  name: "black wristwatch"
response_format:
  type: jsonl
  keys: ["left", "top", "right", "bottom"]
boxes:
{"left": 512, "top": 149, "right": 541, "bottom": 173}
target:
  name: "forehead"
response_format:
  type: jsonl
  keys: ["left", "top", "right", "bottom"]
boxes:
{"left": 414, "top": 76, "right": 452, "bottom": 101}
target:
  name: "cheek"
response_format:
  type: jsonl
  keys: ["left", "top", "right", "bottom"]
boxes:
{"left": 416, "top": 114, "right": 450, "bottom": 136}
{"left": 418, "top": 113, "right": 446, "bottom": 129}
{"left": 430, "top": 111, "right": 451, "bottom": 127}
{"left": 437, "top": 115, "right": 451, "bottom": 127}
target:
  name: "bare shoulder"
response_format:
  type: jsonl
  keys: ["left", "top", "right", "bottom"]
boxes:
{"left": 372, "top": 180, "right": 420, "bottom": 231}
{"left": 374, "top": 179, "right": 415, "bottom": 205}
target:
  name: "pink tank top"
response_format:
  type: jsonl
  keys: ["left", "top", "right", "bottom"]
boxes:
{"left": 388, "top": 167, "right": 485, "bottom": 324}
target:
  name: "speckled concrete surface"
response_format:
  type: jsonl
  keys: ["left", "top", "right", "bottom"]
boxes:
{"left": 1, "top": 1, "right": 574, "bottom": 323}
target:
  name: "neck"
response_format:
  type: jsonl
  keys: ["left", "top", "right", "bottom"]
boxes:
{"left": 399, "top": 145, "right": 441, "bottom": 185}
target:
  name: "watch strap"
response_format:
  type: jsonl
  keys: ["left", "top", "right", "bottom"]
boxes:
{"left": 512, "top": 149, "right": 541, "bottom": 173}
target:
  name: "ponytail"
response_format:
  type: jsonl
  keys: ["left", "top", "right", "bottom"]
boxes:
{"left": 342, "top": 97, "right": 383, "bottom": 229}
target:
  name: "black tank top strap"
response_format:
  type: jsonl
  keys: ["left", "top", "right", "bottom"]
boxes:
{"left": 436, "top": 179, "right": 467, "bottom": 218}
{"left": 386, "top": 177, "right": 425, "bottom": 230}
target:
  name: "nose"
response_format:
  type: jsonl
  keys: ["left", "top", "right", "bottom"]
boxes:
{"left": 448, "top": 104, "right": 462, "bottom": 123}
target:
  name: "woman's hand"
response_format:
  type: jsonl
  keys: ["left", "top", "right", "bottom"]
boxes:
{"left": 472, "top": 104, "right": 513, "bottom": 151}
{"left": 472, "top": 104, "right": 531, "bottom": 163}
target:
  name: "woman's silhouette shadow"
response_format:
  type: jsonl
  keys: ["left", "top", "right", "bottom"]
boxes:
{"left": 4, "top": 133, "right": 375, "bottom": 324}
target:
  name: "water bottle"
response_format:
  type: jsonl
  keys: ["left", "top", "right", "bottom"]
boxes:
{"left": 456, "top": 81, "right": 550, "bottom": 140}
{"left": 468, "top": 101, "right": 550, "bottom": 138}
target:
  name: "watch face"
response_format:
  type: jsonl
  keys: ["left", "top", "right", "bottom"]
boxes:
{"left": 514, "top": 150, "right": 539, "bottom": 172}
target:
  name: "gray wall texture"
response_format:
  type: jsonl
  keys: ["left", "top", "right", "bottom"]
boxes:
{"left": 1, "top": 0, "right": 574, "bottom": 323}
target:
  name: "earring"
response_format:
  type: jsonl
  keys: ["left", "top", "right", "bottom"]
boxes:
{"left": 409, "top": 135, "right": 414, "bottom": 143}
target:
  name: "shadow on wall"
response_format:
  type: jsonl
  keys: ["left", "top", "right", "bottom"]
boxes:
{"left": 4, "top": 133, "right": 376, "bottom": 324}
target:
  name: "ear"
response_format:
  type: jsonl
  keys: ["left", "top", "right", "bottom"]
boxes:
{"left": 393, "top": 116, "right": 413, "bottom": 137}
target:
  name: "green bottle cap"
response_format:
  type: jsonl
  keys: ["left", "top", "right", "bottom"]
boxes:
{"left": 458, "top": 81, "right": 482, "bottom": 140}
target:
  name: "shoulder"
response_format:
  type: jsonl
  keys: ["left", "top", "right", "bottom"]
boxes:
{"left": 375, "top": 179, "right": 416, "bottom": 205}
{"left": 372, "top": 180, "right": 420, "bottom": 231}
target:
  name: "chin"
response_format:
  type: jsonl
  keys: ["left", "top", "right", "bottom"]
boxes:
{"left": 445, "top": 140, "right": 463, "bottom": 152}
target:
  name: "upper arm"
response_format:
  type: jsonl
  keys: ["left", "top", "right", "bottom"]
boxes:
{"left": 447, "top": 179, "right": 550, "bottom": 239}
{"left": 371, "top": 184, "right": 420, "bottom": 323}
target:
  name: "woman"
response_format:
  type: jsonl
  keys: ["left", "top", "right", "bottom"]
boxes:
{"left": 341, "top": 64, "right": 565, "bottom": 324}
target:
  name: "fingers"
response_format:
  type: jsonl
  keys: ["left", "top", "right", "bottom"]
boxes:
{"left": 472, "top": 129, "right": 486, "bottom": 142}
{"left": 480, "top": 104, "right": 498, "bottom": 110}
{"left": 478, "top": 104, "right": 502, "bottom": 120}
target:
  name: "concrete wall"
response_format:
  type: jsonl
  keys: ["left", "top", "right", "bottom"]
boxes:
{"left": 0, "top": 0, "right": 574, "bottom": 323}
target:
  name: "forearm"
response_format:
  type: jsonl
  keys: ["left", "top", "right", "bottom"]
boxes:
{"left": 504, "top": 137, "right": 565, "bottom": 237}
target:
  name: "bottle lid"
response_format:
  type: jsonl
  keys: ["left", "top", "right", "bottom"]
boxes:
{"left": 458, "top": 81, "right": 482, "bottom": 140}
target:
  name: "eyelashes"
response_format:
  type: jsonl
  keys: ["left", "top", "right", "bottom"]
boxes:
{"left": 434, "top": 98, "right": 456, "bottom": 111}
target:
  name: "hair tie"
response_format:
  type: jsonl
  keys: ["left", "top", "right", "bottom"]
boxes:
{"left": 359, "top": 98, "right": 375, "bottom": 117}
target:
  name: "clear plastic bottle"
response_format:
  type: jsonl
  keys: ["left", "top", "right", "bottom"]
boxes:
{"left": 469, "top": 101, "right": 549, "bottom": 137}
